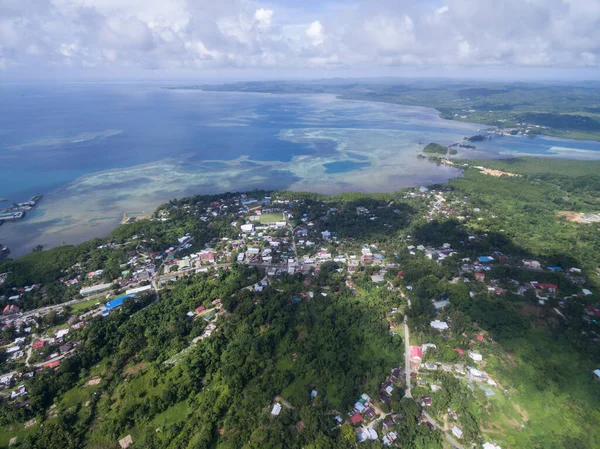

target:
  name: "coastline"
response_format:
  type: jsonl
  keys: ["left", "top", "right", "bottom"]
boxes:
{"left": 2, "top": 88, "right": 600, "bottom": 257}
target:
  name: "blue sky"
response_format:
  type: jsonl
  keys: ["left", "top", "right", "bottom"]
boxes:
{"left": 1, "top": 0, "right": 599, "bottom": 81}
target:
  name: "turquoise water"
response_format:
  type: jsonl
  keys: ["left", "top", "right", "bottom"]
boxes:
{"left": 324, "top": 161, "right": 371, "bottom": 173}
{"left": 1, "top": 84, "right": 599, "bottom": 256}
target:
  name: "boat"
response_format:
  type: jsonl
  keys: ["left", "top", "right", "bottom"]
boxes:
{"left": 0, "top": 198, "right": 7, "bottom": 202}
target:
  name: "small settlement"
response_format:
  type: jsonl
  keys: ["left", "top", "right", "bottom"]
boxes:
{"left": 0, "top": 186, "right": 599, "bottom": 448}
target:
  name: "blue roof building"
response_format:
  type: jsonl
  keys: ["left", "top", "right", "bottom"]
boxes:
{"left": 105, "top": 294, "right": 135, "bottom": 310}
{"left": 477, "top": 256, "right": 494, "bottom": 263}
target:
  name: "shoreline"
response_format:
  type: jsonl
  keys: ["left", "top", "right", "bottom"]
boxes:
{"left": 2, "top": 89, "right": 600, "bottom": 256}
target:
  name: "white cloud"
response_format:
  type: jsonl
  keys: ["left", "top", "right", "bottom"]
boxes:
{"left": 306, "top": 21, "right": 324, "bottom": 46}
{"left": 435, "top": 6, "right": 449, "bottom": 15}
{"left": 254, "top": 8, "right": 273, "bottom": 29}
{"left": 0, "top": 0, "right": 599, "bottom": 77}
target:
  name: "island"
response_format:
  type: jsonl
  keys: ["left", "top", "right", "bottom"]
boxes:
{"left": 0, "top": 158, "right": 598, "bottom": 449}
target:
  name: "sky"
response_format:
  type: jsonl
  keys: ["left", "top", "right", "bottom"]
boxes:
{"left": 1, "top": 0, "right": 600, "bottom": 81}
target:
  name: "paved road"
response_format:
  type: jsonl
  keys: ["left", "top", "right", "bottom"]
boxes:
{"left": 402, "top": 298, "right": 464, "bottom": 449}
{"left": 403, "top": 316, "right": 412, "bottom": 398}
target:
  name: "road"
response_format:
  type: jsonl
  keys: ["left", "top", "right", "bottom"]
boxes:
{"left": 402, "top": 297, "right": 464, "bottom": 449}
{"left": 403, "top": 315, "right": 412, "bottom": 398}
{"left": 422, "top": 411, "right": 465, "bottom": 449}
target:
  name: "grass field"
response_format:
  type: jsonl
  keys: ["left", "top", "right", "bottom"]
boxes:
{"left": 259, "top": 212, "right": 285, "bottom": 224}
{"left": 70, "top": 298, "right": 102, "bottom": 313}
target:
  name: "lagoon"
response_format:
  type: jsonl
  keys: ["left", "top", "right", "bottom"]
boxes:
{"left": 1, "top": 84, "right": 599, "bottom": 256}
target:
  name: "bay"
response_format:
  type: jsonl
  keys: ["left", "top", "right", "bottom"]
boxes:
{"left": 1, "top": 83, "right": 599, "bottom": 256}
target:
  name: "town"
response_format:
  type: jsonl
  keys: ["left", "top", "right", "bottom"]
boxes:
{"left": 1, "top": 167, "right": 599, "bottom": 448}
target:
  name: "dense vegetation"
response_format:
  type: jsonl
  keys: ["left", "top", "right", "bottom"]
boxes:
{"left": 422, "top": 143, "right": 447, "bottom": 155}
{"left": 1, "top": 158, "right": 600, "bottom": 448}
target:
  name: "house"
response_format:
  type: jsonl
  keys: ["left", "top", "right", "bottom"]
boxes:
{"left": 271, "top": 403, "right": 282, "bottom": 416}
{"left": 0, "top": 373, "right": 14, "bottom": 386}
{"left": 382, "top": 419, "right": 394, "bottom": 430}
{"left": 475, "top": 272, "right": 486, "bottom": 282}
{"left": 593, "top": 369, "right": 600, "bottom": 381}
{"left": 32, "top": 339, "right": 46, "bottom": 350}
{"left": 10, "top": 385, "right": 27, "bottom": 400}
{"left": 382, "top": 431, "right": 397, "bottom": 447}
{"left": 430, "top": 320, "right": 449, "bottom": 331}
{"left": 468, "top": 351, "right": 483, "bottom": 362}
{"left": 195, "top": 305, "right": 206, "bottom": 314}
{"left": 55, "top": 328, "right": 69, "bottom": 339}
{"left": 2, "top": 305, "right": 19, "bottom": 315}
{"left": 350, "top": 413, "right": 363, "bottom": 425}
{"left": 354, "top": 401, "right": 366, "bottom": 413}
{"left": 421, "top": 396, "right": 432, "bottom": 407}
{"left": 523, "top": 260, "right": 541, "bottom": 269}
{"left": 483, "top": 444, "right": 502, "bottom": 449}
{"left": 371, "top": 274, "right": 385, "bottom": 283}
{"left": 535, "top": 283, "right": 558, "bottom": 294}
{"left": 411, "top": 346, "right": 423, "bottom": 364}
{"left": 364, "top": 407, "right": 376, "bottom": 420}
{"left": 441, "top": 363, "right": 453, "bottom": 372}
{"left": 357, "top": 428, "right": 378, "bottom": 443}
{"left": 381, "top": 381, "right": 394, "bottom": 395}
{"left": 119, "top": 435, "right": 133, "bottom": 449}
{"left": 423, "top": 362, "right": 438, "bottom": 371}
{"left": 468, "top": 367, "right": 485, "bottom": 378}
{"left": 452, "top": 426, "right": 463, "bottom": 439}
{"left": 44, "top": 360, "right": 61, "bottom": 369}
{"left": 59, "top": 342, "right": 74, "bottom": 353}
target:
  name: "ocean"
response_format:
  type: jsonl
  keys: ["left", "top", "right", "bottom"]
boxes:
{"left": 1, "top": 83, "right": 600, "bottom": 256}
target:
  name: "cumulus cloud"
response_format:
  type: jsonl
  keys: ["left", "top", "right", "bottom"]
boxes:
{"left": 254, "top": 8, "right": 273, "bottom": 29}
{"left": 306, "top": 21, "right": 324, "bottom": 46}
{"left": 0, "top": 0, "right": 599, "bottom": 77}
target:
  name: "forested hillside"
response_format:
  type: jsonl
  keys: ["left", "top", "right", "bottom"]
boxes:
{"left": 1, "top": 158, "right": 599, "bottom": 449}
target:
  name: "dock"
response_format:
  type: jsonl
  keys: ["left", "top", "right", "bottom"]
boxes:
{"left": 0, "top": 193, "right": 42, "bottom": 222}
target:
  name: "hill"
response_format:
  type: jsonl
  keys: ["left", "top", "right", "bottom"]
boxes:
{"left": 0, "top": 158, "right": 599, "bottom": 449}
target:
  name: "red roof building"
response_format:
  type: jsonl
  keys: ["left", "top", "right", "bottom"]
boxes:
{"left": 476, "top": 334, "right": 484, "bottom": 341}
{"left": 411, "top": 346, "right": 422, "bottom": 363}
{"left": 537, "top": 283, "right": 558, "bottom": 291}
{"left": 32, "top": 340, "right": 46, "bottom": 350}
{"left": 2, "top": 305, "right": 19, "bottom": 315}
{"left": 350, "top": 413, "right": 363, "bottom": 425}
{"left": 453, "top": 348, "right": 465, "bottom": 355}
{"left": 44, "top": 360, "right": 61, "bottom": 369}
{"left": 195, "top": 305, "right": 206, "bottom": 314}
{"left": 474, "top": 272, "right": 485, "bottom": 282}
{"left": 585, "top": 306, "right": 600, "bottom": 317}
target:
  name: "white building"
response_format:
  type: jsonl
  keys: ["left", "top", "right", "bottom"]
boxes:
{"left": 125, "top": 285, "right": 153, "bottom": 296}
{"left": 452, "top": 426, "right": 463, "bottom": 439}
{"left": 241, "top": 224, "right": 254, "bottom": 233}
{"left": 430, "top": 320, "right": 449, "bottom": 331}
{"left": 468, "top": 351, "right": 483, "bottom": 362}
{"left": 271, "top": 403, "right": 282, "bottom": 416}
